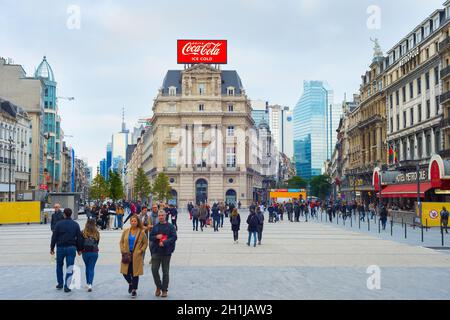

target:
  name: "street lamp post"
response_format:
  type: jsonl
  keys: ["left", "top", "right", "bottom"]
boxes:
{"left": 417, "top": 163, "right": 422, "bottom": 228}
{"left": 7, "top": 136, "right": 15, "bottom": 202}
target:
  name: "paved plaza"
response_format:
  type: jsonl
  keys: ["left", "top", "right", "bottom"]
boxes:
{"left": 0, "top": 210, "right": 449, "bottom": 300}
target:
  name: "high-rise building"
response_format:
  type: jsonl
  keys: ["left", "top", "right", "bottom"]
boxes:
{"left": 268, "top": 105, "right": 294, "bottom": 159}
{"left": 251, "top": 100, "right": 269, "bottom": 127}
{"left": 293, "top": 81, "right": 334, "bottom": 180}
{"left": 106, "top": 143, "right": 112, "bottom": 179}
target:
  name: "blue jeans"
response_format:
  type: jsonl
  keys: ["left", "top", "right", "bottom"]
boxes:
{"left": 116, "top": 214, "right": 124, "bottom": 229}
{"left": 213, "top": 218, "right": 220, "bottom": 231}
{"left": 82, "top": 252, "right": 98, "bottom": 285}
{"left": 247, "top": 231, "right": 257, "bottom": 246}
{"left": 220, "top": 215, "right": 224, "bottom": 227}
{"left": 193, "top": 217, "right": 199, "bottom": 231}
{"left": 56, "top": 246, "right": 77, "bottom": 288}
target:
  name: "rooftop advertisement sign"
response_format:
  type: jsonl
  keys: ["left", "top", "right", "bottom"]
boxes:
{"left": 177, "top": 40, "right": 227, "bottom": 64}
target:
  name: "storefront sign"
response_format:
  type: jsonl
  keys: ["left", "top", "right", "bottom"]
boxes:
{"left": 395, "top": 169, "right": 428, "bottom": 183}
{"left": 177, "top": 40, "right": 227, "bottom": 64}
{"left": 399, "top": 47, "right": 420, "bottom": 67}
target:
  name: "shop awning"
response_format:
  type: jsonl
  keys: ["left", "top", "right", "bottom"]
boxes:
{"left": 380, "top": 182, "right": 432, "bottom": 198}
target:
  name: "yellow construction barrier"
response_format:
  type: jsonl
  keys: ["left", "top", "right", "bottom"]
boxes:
{"left": 417, "top": 202, "right": 450, "bottom": 227}
{"left": 0, "top": 202, "right": 41, "bottom": 224}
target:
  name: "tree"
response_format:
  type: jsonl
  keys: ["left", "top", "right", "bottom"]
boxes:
{"left": 134, "top": 168, "right": 152, "bottom": 202}
{"left": 151, "top": 173, "right": 172, "bottom": 202}
{"left": 108, "top": 170, "right": 124, "bottom": 201}
{"left": 287, "top": 176, "right": 308, "bottom": 189}
{"left": 89, "top": 174, "right": 109, "bottom": 201}
{"left": 309, "top": 174, "right": 331, "bottom": 199}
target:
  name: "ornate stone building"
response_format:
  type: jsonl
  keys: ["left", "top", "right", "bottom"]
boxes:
{"left": 149, "top": 64, "right": 262, "bottom": 207}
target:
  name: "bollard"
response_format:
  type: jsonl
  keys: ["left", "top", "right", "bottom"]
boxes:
{"left": 368, "top": 216, "right": 370, "bottom": 231}
{"left": 442, "top": 226, "right": 445, "bottom": 247}
{"left": 426, "top": 219, "right": 428, "bottom": 232}
{"left": 421, "top": 223, "right": 424, "bottom": 243}
{"left": 359, "top": 215, "right": 361, "bottom": 229}
{"left": 391, "top": 219, "right": 393, "bottom": 236}
{"left": 378, "top": 219, "right": 381, "bottom": 234}
{"left": 351, "top": 215, "right": 353, "bottom": 228}
{"left": 405, "top": 222, "right": 407, "bottom": 239}
{"left": 413, "top": 217, "right": 415, "bottom": 230}
{"left": 401, "top": 217, "right": 404, "bottom": 229}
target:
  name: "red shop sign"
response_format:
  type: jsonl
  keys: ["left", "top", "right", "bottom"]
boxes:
{"left": 177, "top": 40, "right": 227, "bottom": 64}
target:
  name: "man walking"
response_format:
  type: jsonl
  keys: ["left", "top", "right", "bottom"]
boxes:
{"left": 149, "top": 210, "right": 177, "bottom": 298}
{"left": 380, "top": 205, "right": 388, "bottom": 230}
{"left": 256, "top": 207, "right": 264, "bottom": 245}
{"left": 51, "top": 203, "right": 64, "bottom": 232}
{"left": 50, "top": 208, "right": 83, "bottom": 293}
{"left": 441, "top": 206, "right": 449, "bottom": 234}
{"left": 211, "top": 203, "right": 220, "bottom": 232}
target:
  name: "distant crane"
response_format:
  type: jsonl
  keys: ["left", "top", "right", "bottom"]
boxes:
{"left": 57, "top": 96, "right": 75, "bottom": 101}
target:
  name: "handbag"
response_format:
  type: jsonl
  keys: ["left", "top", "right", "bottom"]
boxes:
{"left": 121, "top": 230, "right": 141, "bottom": 264}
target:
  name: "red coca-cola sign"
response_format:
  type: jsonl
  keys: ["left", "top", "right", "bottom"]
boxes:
{"left": 177, "top": 40, "right": 227, "bottom": 64}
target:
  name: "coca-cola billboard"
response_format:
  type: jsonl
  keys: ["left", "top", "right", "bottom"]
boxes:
{"left": 177, "top": 40, "right": 227, "bottom": 64}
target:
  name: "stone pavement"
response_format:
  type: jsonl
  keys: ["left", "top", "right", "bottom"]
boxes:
{"left": 0, "top": 210, "right": 449, "bottom": 300}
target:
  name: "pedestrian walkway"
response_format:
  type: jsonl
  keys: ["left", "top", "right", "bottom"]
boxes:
{"left": 0, "top": 210, "right": 449, "bottom": 299}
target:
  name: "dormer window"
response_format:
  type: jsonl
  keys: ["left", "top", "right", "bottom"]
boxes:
{"left": 424, "top": 22, "right": 430, "bottom": 38}
{"left": 433, "top": 16, "right": 440, "bottom": 31}
{"left": 227, "top": 87, "right": 235, "bottom": 96}
{"left": 169, "top": 86, "right": 176, "bottom": 96}
{"left": 401, "top": 41, "right": 408, "bottom": 55}
{"left": 416, "top": 29, "right": 423, "bottom": 43}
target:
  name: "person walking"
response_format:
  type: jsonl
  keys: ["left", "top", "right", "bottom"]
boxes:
{"left": 192, "top": 205, "right": 200, "bottom": 231}
{"left": 359, "top": 202, "right": 366, "bottom": 222}
{"left": 170, "top": 205, "right": 178, "bottom": 231}
{"left": 149, "top": 210, "right": 178, "bottom": 298}
{"left": 50, "top": 208, "right": 83, "bottom": 293}
{"left": 219, "top": 202, "right": 226, "bottom": 228}
{"left": 247, "top": 209, "right": 259, "bottom": 247}
{"left": 81, "top": 219, "right": 100, "bottom": 292}
{"left": 151, "top": 205, "right": 159, "bottom": 226}
{"left": 199, "top": 203, "right": 208, "bottom": 232}
{"left": 50, "top": 203, "right": 64, "bottom": 232}
{"left": 441, "top": 207, "right": 449, "bottom": 234}
{"left": 120, "top": 215, "right": 148, "bottom": 298}
{"left": 380, "top": 205, "right": 388, "bottom": 230}
{"left": 211, "top": 203, "right": 220, "bottom": 232}
{"left": 115, "top": 204, "right": 124, "bottom": 230}
{"left": 230, "top": 208, "right": 241, "bottom": 244}
{"left": 268, "top": 203, "right": 275, "bottom": 223}
{"left": 187, "top": 202, "right": 194, "bottom": 220}
{"left": 294, "top": 201, "right": 301, "bottom": 222}
{"left": 279, "top": 203, "right": 285, "bottom": 221}
{"left": 256, "top": 207, "right": 264, "bottom": 245}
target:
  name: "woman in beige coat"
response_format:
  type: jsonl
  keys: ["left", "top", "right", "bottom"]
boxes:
{"left": 120, "top": 215, "right": 148, "bottom": 298}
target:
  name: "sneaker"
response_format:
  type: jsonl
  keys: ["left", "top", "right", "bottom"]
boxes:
{"left": 247, "top": 242, "right": 250, "bottom": 246}
{"left": 155, "top": 288, "right": 161, "bottom": 297}
{"left": 131, "top": 290, "right": 137, "bottom": 298}
{"left": 64, "top": 287, "right": 71, "bottom": 293}
{"left": 258, "top": 241, "right": 261, "bottom": 245}
{"left": 161, "top": 291, "right": 168, "bottom": 298}
{"left": 87, "top": 284, "right": 92, "bottom": 292}
{"left": 56, "top": 284, "right": 63, "bottom": 290}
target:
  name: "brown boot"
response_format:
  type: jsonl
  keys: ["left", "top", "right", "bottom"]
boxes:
{"left": 161, "top": 291, "right": 168, "bottom": 298}
{"left": 155, "top": 288, "right": 161, "bottom": 297}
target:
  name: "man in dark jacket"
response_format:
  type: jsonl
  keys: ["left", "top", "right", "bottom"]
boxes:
{"left": 294, "top": 201, "right": 301, "bottom": 222}
{"left": 440, "top": 207, "right": 449, "bottom": 234}
{"left": 247, "top": 210, "right": 259, "bottom": 247}
{"left": 170, "top": 205, "right": 178, "bottom": 231}
{"left": 50, "top": 208, "right": 83, "bottom": 293}
{"left": 149, "top": 210, "right": 177, "bottom": 298}
{"left": 380, "top": 205, "right": 388, "bottom": 230}
{"left": 211, "top": 203, "right": 220, "bottom": 232}
{"left": 256, "top": 207, "right": 264, "bottom": 245}
{"left": 50, "top": 203, "right": 64, "bottom": 232}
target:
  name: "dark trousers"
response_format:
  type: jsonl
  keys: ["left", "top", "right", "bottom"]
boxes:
{"left": 123, "top": 258, "right": 139, "bottom": 290}
{"left": 213, "top": 218, "right": 220, "bottom": 231}
{"left": 151, "top": 255, "right": 171, "bottom": 292}
{"left": 193, "top": 217, "right": 199, "bottom": 231}
{"left": 200, "top": 220, "right": 206, "bottom": 231}
{"left": 233, "top": 230, "right": 239, "bottom": 241}
{"left": 172, "top": 218, "right": 178, "bottom": 231}
{"left": 220, "top": 215, "right": 224, "bottom": 227}
{"left": 295, "top": 212, "right": 300, "bottom": 222}
{"left": 381, "top": 217, "right": 387, "bottom": 230}
{"left": 257, "top": 225, "right": 263, "bottom": 242}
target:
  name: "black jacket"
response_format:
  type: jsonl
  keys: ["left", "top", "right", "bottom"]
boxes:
{"left": 50, "top": 210, "right": 64, "bottom": 231}
{"left": 149, "top": 222, "right": 177, "bottom": 256}
{"left": 51, "top": 218, "right": 83, "bottom": 251}
{"left": 247, "top": 213, "right": 259, "bottom": 232}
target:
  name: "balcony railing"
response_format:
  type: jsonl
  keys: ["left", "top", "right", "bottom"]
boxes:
{"left": 440, "top": 91, "right": 450, "bottom": 104}
{"left": 439, "top": 36, "right": 450, "bottom": 52}
{"left": 441, "top": 65, "right": 450, "bottom": 80}
{"left": 439, "top": 148, "right": 450, "bottom": 158}
{"left": 441, "top": 117, "right": 450, "bottom": 129}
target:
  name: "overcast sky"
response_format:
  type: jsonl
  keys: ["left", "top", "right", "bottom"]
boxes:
{"left": 0, "top": 0, "right": 444, "bottom": 169}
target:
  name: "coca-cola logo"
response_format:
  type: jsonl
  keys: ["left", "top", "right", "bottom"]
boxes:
{"left": 182, "top": 42, "right": 222, "bottom": 56}
{"left": 178, "top": 40, "right": 227, "bottom": 64}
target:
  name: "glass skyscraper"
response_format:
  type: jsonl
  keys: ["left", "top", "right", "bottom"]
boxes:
{"left": 293, "top": 81, "right": 336, "bottom": 180}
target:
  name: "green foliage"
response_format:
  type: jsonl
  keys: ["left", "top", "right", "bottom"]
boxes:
{"left": 89, "top": 174, "right": 109, "bottom": 200}
{"left": 108, "top": 170, "right": 124, "bottom": 201}
{"left": 151, "top": 173, "right": 172, "bottom": 202}
{"left": 309, "top": 174, "right": 331, "bottom": 199}
{"left": 134, "top": 168, "right": 152, "bottom": 201}
{"left": 287, "top": 176, "right": 308, "bottom": 189}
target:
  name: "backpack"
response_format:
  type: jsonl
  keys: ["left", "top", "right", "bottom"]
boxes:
{"left": 231, "top": 215, "right": 239, "bottom": 226}
{"left": 83, "top": 236, "right": 98, "bottom": 252}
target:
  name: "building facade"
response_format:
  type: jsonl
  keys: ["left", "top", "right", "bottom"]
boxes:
{"left": 149, "top": 64, "right": 262, "bottom": 207}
